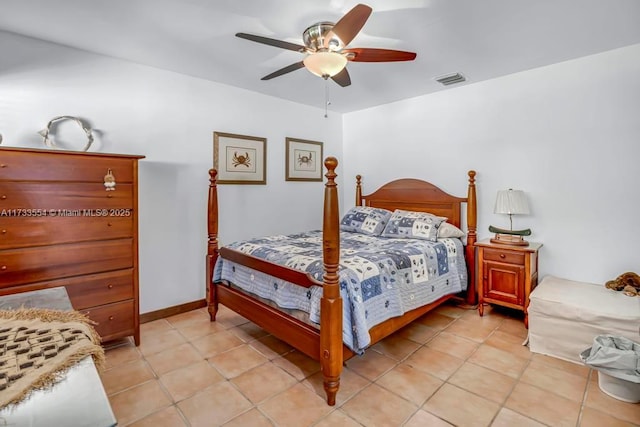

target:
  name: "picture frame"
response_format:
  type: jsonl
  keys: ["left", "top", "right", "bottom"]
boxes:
{"left": 214, "top": 131, "right": 267, "bottom": 184}
{"left": 285, "top": 137, "right": 323, "bottom": 182}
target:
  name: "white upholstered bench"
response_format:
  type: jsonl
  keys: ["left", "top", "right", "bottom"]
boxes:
{"left": 528, "top": 276, "right": 640, "bottom": 364}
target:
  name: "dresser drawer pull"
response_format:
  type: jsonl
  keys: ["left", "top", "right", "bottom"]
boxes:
{"left": 107, "top": 284, "right": 113, "bottom": 289}
{"left": 107, "top": 222, "right": 113, "bottom": 227}
{"left": 0, "top": 164, "right": 6, "bottom": 168}
{"left": 107, "top": 194, "right": 113, "bottom": 198}
{"left": 499, "top": 254, "right": 506, "bottom": 259}
{"left": 0, "top": 195, "right": 6, "bottom": 200}
{"left": 108, "top": 316, "right": 114, "bottom": 321}
{"left": 1, "top": 229, "right": 6, "bottom": 234}
{"left": 0, "top": 265, "right": 6, "bottom": 271}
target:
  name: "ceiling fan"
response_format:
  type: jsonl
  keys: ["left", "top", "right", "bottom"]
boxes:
{"left": 236, "top": 4, "right": 416, "bottom": 87}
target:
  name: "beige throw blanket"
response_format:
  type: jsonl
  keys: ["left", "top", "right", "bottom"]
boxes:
{"left": 0, "top": 308, "right": 105, "bottom": 409}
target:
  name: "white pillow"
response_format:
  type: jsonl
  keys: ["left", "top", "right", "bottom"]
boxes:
{"left": 437, "top": 222, "right": 465, "bottom": 239}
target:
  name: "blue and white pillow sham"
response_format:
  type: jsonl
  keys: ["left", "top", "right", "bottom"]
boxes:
{"left": 381, "top": 209, "right": 447, "bottom": 242}
{"left": 340, "top": 206, "right": 392, "bottom": 236}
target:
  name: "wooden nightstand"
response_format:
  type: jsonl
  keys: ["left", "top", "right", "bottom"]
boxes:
{"left": 476, "top": 239, "right": 542, "bottom": 327}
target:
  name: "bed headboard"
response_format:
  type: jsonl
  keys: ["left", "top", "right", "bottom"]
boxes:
{"left": 355, "top": 172, "right": 476, "bottom": 229}
{"left": 355, "top": 171, "right": 478, "bottom": 306}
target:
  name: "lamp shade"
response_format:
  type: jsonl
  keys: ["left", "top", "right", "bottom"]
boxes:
{"left": 494, "top": 189, "right": 530, "bottom": 215}
{"left": 303, "top": 51, "right": 347, "bottom": 78}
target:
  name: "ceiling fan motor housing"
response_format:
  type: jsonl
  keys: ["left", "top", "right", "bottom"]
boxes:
{"left": 303, "top": 22, "right": 343, "bottom": 51}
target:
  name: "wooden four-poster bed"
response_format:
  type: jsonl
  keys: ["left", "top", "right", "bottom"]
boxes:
{"left": 206, "top": 157, "right": 477, "bottom": 405}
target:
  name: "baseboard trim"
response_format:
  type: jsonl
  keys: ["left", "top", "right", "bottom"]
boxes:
{"left": 140, "top": 299, "right": 207, "bottom": 324}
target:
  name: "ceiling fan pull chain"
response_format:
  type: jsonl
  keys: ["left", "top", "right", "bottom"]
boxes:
{"left": 324, "top": 79, "right": 330, "bottom": 118}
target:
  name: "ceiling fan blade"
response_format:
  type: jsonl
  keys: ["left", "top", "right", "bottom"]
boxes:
{"left": 236, "top": 33, "right": 306, "bottom": 52}
{"left": 331, "top": 68, "right": 351, "bottom": 87}
{"left": 327, "top": 4, "right": 372, "bottom": 47}
{"left": 344, "top": 48, "right": 417, "bottom": 62}
{"left": 261, "top": 61, "right": 305, "bottom": 80}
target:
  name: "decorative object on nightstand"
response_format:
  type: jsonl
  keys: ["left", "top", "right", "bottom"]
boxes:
{"left": 489, "top": 188, "right": 531, "bottom": 246}
{"left": 476, "top": 238, "right": 542, "bottom": 327}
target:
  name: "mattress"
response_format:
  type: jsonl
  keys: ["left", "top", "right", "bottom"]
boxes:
{"left": 214, "top": 230, "right": 467, "bottom": 353}
{"left": 528, "top": 276, "right": 640, "bottom": 364}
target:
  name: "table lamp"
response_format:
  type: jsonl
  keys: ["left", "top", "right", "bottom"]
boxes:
{"left": 489, "top": 189, "right": 531, "bottom": 246}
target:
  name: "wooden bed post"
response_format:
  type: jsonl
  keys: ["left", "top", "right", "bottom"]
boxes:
{"left": 206, "top": 169, "right": 220, "bottom": 321}
{"left": 355, "top": 175, "right": 362, "bottom": 206}
{"left": 321, "top": 157, "right": 342, "bottom": 406}
{"left": 465, "top": 170, "right": 477, "bottom": 306}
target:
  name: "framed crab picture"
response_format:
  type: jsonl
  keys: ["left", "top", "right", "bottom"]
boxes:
{"left": 285, "top": 137, "right": 323, "bottom": 182}
{"left": 214, "top": 131, "right": 267, "bottom": 184}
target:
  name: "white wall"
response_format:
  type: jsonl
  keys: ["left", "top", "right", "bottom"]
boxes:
{"left": 0, "top": 32, "right": 344, "bottom": 312}
{"left": 343, "top": 43, "right": 640, "bottom": 285}
{"left": 3, "top": 29, "right": 638, "bottom": 309}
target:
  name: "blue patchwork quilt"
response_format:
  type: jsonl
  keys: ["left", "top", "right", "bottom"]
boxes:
{"left": 213, "top": 230, "right": 467, "bottom": 353}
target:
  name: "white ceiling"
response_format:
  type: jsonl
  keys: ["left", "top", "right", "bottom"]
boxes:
{"left": 2, "top": 0, "right": 640, "bottom": 113}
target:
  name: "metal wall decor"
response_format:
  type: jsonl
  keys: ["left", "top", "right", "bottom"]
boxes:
{"left": 38, "top": 116, "right": 94, "bottom": 152}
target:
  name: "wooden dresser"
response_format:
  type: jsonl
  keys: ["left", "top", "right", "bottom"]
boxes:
{"left": 0, "top": 147, "right": 144, "bottom": 345}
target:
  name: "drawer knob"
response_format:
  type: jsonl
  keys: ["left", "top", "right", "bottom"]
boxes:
{"left": 107, "top": 222, "right": 113, "bottom": 227}
{"left": 499, "top": 254, "right": 506, "bottom": 259}
{"left": 0, "top": 164, "right": 6, "bottom": 168}
{"left": 107, "top": 194, "right": 113, "bottom": 198}
{"left": 107, "top": 284, "right": 113, "bottom": 289}
{"left": 1, "top": 229, "right": 6, "bottom": 234}
{"left": 108, "top": 316, "right": 114, "bottom": 321}
{"left": 0, "top": 195, "right": 6, "bottom": 200}
{"left": 0, "top": 265, "right": 6, "bottom": 271}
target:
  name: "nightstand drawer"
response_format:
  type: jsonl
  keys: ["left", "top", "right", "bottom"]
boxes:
{"left": 483, "top": 248, "right": 525, "bottom": 265}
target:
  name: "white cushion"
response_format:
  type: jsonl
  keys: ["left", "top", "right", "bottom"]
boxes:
{"left": 528, "top": 276, "right": 640, "bottom": 364}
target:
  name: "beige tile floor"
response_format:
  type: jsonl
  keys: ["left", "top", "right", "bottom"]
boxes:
{"left": 101, "top": 303, "right": 640, "bottom": 427}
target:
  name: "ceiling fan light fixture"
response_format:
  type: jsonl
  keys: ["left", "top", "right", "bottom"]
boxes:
{"left": 303, "top": 51, "right": 348, "bottom": 78}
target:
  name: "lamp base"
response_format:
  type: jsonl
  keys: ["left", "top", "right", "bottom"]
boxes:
{"left": 490, "top": 233, "right": 529, "bottom": 246}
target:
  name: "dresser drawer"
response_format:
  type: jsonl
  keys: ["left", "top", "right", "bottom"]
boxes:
{"left": 0, "top": 182, "right": 133, "bottom": 211}
{"left": 0, "top": 150, "right": 136, "bottom": 183}
{"left": 67, "top": 270, "right": 134, "bottom": 309}
{"left": 482, "top": 248, "right": 525, "bottom": 265}
{"left": 0, "top": 269, "right": 134, "bottom": 309}
{"left": 0, "top": 216, "right": 133, "bottom": 250}
{"left": 82, "top": 299, "right": 136, "bottom": 342}
{"left": 0, "top": 239, "right": 133, "bottom": 287}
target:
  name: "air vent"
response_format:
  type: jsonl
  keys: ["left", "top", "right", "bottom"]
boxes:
{"left": 435, "top": 72, "right": 466, "bottom": 86}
